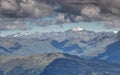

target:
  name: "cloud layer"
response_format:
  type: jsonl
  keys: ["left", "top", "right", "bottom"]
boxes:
{"left": 0, "top": 0, "right": 52, "bottom": 18}
{"left": 0, "top": 18, "right": 27, "bottom": 30}
{"left": 0, "top": 0, "right": 120, "bottom": 18}
{"left": 0, "top": 0, "right": 120, "bottom": 30}
{"left": 104, "top": 20, "right": 120, "bottom": 29}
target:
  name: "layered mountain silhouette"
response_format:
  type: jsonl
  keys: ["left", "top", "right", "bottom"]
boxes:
{"left": 0, "top": 29, "right": 120, "bottom": 64}
{"left": 0, "top": 53, "right": 120, "bottom": 75}
{"left": 0, "top": 28, "right": 115, "bottom": 56}
{"left": 93, "top": 33, "right": 120, "bottom": 64}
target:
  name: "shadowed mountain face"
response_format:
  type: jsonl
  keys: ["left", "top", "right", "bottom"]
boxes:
{"left": 93, "top": 39, "right": 120, "bottom": 64}
{"left": 0, "top": 53, "right": 65, "bottom": 75}
{"left": 0, "top": 53, "right": 120, "bottom": 75}
{"left": 51, "top": 40, "right": 83, "bottom": 53}
{"left": 91, "top": 32, "right": 120, "bottom": 64}
{"left": 41, "top": 58, "right": 120, "bottom": 75}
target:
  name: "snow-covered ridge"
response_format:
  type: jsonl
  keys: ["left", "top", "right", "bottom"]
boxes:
{"left": 70, "top": 26, "right": 84, "bottom": 31}
{"left": 6, "top": 27, "right": 117, "bottom": 44}
{"left": 6, "top": 26, "right": 118, "bottom": 40}
{"left": 7, "top": 32, "right": 42, "bottom": 38}
{"left": 113, "top": 31, "right": 119, "bottom": 34}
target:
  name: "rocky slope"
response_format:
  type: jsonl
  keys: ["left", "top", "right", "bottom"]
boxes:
{"left": 0, "top": 53, "right": 120, "bottom": 75}
{"left": 93, "top": 32, "right": 120, "bottom": 64}
{"left": 0, "top": 27, "right": 116, "bottom": 57}
{"left": 0, "top": 28, "right": 120, "bottom": 64}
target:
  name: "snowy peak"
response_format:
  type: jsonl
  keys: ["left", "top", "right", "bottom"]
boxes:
{"left": 70, "top": 26, "right": 84, "bottom": 31}
{"left": 7, "top": 32, "right": 42, "bottom": 38}
{"left": 113, "top": 31, "right": 119, "bottom": 34}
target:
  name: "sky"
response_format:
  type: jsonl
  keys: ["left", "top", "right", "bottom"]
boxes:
{"left": 0, "top": 0, "right": 120, "bottom": 36}
{"left": 0, "top": 21, "right": 120, "bottom": 37}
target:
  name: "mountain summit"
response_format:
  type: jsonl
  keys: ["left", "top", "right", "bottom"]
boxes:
{"left": 70, "top": 26, "right": 84, "bottom": 32}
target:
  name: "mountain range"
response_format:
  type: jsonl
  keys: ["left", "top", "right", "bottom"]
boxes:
{"left": 0, "top": 53, "right": 120, "bottom": 75}
{"left": 0, "top": 0, "right": 120, "bottom": 75}
{"left": 94, "top": 35, "right": 120, "bottom": 64}
{"left": 0, "top": 27, "right": 120, "bottom": 64}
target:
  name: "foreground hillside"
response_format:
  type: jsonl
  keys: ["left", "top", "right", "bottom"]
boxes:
{"left": 0, "top": 53, "right": 120, "bottom": 75}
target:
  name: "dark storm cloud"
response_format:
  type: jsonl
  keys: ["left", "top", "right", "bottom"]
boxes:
{"left": 0, "top": 0, "right": 119, "bottom": 18}
{"left": 0, "top": 0, "right": 52, "bottom": 18}
{"left": 54, "top": 0, "right": 120, "bottom": 28}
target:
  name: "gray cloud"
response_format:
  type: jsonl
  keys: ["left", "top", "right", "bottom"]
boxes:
{"left": 81, "top": 5, "right": 101, "bottom": 18}
{"left": 0, "top": 0, "right": 119, "bottom": 19}
{"left": 0, "top": 0, "right": 53, "bottom": 18}
{"left": 0, "top": 0, "right": 54, "bottom": 30}
{"left": 57, "top": 0, "right": 120, "bottom": 20}
{"left": 0, "top": 0, "right": 120, "bottom": 30}
{"left": 104, "top": 20, "right": 120, "bottom": 28}
{"left": 0, "top": 18, "right": 27, "bottom": 30}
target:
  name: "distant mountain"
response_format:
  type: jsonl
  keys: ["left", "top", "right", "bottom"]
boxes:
{"left": 1, "top": 29, "right": 120, "bottom": 65}
{"left": 0, "top": 53, "right": 120, "bottom": 75}
{"left": 92, "top": 31, "right": 120, "bottom": 64}
{"left": 0, "top": 29, "right": 115, "bottom": 56}
{"left": 3, "top": 27, "right": 116, "bottom": 57}
{"left": 70, "top": 26, "right": 84, "bottom": 31}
